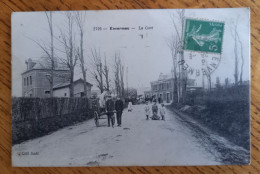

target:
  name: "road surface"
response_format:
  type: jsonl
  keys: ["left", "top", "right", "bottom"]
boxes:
{"left": 12, "top": 104, "right": 221, "bottom": 166}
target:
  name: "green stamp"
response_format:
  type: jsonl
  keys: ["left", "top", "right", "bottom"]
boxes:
{"left": 183, "top": 19, "right": 224, "bottom": 54}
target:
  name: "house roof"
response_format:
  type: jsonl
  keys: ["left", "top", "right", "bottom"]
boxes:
{"left": 53, "top": 78, "right": 93, "bottom": 90}
{"left": 22, "top": 58, "right": 70, "bottom": 75}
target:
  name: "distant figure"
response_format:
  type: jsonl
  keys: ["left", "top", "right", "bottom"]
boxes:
{"left": 159, "top": 103, "right": 166, "bottom": 121}
{"left": 106, "top": 95, "right": 115, "bottom": 127}
{"left": 144, "top": 101, "right": 150, "bottom": 120}
{"left": 115, "top": 97, "right": 124, "bottom": 127}
{"left": 151, "top": 101, "right": 160, "bottom": 120}
{"left": 128, "top": 101, "right": 133, "bottom": 112}
{"left": 99, "top": 90, "right": 109, "bottom": 113}
{"left": 158, "top": 97, "right": 162, "bottom": 104}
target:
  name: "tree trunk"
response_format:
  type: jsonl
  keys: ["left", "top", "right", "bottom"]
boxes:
{"left": 80, "top": 32, "right": 88, "bottom": 97}
{"left": 70, "top": 69, "right": 74, "bottom": 97}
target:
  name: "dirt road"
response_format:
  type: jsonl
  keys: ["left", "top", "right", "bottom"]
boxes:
{"left": 12, "top": 104, "right": 221, "bottom": 166}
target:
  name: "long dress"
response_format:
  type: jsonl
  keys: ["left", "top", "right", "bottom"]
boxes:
{"left": 152, "top": 104, "right": 160, "bottom": 120}
{"left": 128, "top": 102, "right": 133, "bottom": 111}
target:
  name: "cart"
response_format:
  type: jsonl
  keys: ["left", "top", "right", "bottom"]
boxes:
{"left": 93, "top": 110, "right": 116, "bottom": 127}
{"left": 92, "top": 99, "right": 116, "bottom": 127}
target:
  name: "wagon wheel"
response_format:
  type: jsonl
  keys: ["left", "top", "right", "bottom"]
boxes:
{"left": 94, "top": 111, "right": 99, "bottom": 127}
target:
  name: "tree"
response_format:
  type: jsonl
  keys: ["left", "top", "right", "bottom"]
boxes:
{"left": 90, "top": 48, "right": 104, "bottom": 93}
{"left": 216, "top": 77, "right": 221, "bottom": 89}
{"left": 230, "top": 20, "right": 239, "bottom": 85}
{"left": 236, "top": 29, "right": 244, "bottom": 84}
{"left": 30, "top": 12, "right": 56, "bottom": 97}
{"left": 169, "top": 9, "right": 187, "bottom": 103}
{"left": 59, "top": 12, "right": 78, "bottom": 97}
{"left": 225, "top": 77, "right": 229, "bottom": 88}
{"left": 167, "top": 35, "right": 179, "bottom": 103}
{"left": 113, "top": 52, "right": 124, "bottom": 97}
{"left": 102, "top": 55, "right": 111, "bottom": 91}
{"left": 75, "top": 11, "right": 88, "bottom": 96}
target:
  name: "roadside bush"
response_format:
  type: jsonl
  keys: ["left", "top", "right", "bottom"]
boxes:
{"left": 12, "top": 97, "right": 93, "bottom": 145}
{"left": 174, "top": 84, "right": 250, "bottom": 150}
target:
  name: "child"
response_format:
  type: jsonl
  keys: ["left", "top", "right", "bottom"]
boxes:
{"left": 144, "top": 101, "right": 150, "bottom": 120}
{"left": 151, "top": 101, "right": 160, "bottom": 120}
{"left": 160, "top": 103, "right": 166, "bottom": 121}
{"left": 128, "top": 101, "right": 133, "bottom": 112}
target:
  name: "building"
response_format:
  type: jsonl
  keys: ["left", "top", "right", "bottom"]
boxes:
{"left": 22, "top": 58, "right": 92, "bottom": 98}
{"left": 144, "top": 90, "right": 152, "bottom": 99}
{"left": 53, "top": 79, "right": 92, "bottom": 97}
{"left": 22, "top": 58, "right": 71, "bottom": 97}
{"left": 150, "top": 72, "right": 196, "bottom": 103}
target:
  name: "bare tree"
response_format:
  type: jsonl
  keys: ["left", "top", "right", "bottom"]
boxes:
{"left": 119, "top": 59, "right": 125, "bottom": 97}
{"left": 170, "top": 9, "right": 187, "bottom": 103}
{"left": 59, "top": 12, "right": 78, "bottom": 97}
{"left": 113, "top": 52, "right": 121, "bottom": 97}
{"left": 167, "top": 35, "right": 179, "bottom": 103}
{"left": 230, "top": 21, "right": 239, "bottom": 85}
{"left": 230, "top": 18, "right": 245, "bottom": 85}
{"left": 236, "top": 30, "right": 244, "bottom": 84}
{"left": 75, "top": 11, "right": 88, "bottom": 97}
{"left": 113, "top": 52, "right": 124, "bottom": 97}
{"left": 225, "top": 77, "right": 229, "bottom": 88}
{"left": 89, "top": 48, "right": 104, "bottom": 93}
{"left": 30, "top": 12, "right": 56, "bottom": 97}
{"left": 216, "top": 77, "right": 221, "bottom": 89}
{"left": 205, "top": 72, "right": 212, "bottom": 91}
{"left": 103, "top": 55, "right": 111, "bottom": 91}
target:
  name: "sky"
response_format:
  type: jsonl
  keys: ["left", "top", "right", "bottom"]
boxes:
{"left": 12, "top": 8, "right": 250, "bottom": 97}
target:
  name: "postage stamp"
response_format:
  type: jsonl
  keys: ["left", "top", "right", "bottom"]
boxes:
{"left": 183, "top": 19, "right": 225, "bottom": 54}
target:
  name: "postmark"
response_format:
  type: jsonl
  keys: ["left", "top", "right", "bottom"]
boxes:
{"left": 182, "top": 18, "right": 225, "bottom": 77}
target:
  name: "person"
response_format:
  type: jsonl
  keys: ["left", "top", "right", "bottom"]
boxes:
{"left": 159, "top": 103, "right": 166, "bottom": 121}
{"left": 151, "top": 101, "right": 160, "bottom": 120}
{"left": 106, "top": 95, "right": 115, "bottom": 127}
{"left": 99, "top": 90, "right": 109, "bottom": 113}
{"left": 128, "top": 101, "right": 133, "bottom": 112}
{"left": 158, "top": 97, "right": 162, "bottom": 104}
{"left": 144, "top": 101, "right": 150, "bottom": 120}
{"left": 115, "top": 97, "right": 124, "bottom": 126}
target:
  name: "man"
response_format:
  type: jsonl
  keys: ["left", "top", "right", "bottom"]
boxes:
{"left": 106, "top": 95, "right": 115, "bottom": 127}
{"left": 115, "top": 97, "right": 124, "bottom": 126}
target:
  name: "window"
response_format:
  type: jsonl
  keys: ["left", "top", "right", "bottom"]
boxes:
{"left": 64, "top": 93, "right": 67, "bottom": 97}
{"left": 27, "top": 77, "right": 29, "bottom": 86}
{"left": 45, "top": 90, "right": 50, "bottom": 94}
{"left": 30, "top": 76, "right": 32, "bottom": 85}
{"left": 24, "top": 78, "right": 26, "bottom": 86}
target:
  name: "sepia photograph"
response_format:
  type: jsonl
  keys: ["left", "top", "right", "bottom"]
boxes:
{"left": 11, "top": 8, "right": 250, "bottom": 166}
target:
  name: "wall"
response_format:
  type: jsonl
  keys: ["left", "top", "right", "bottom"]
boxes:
{"left": 53, "top": 87, "right": 70, "bottom": 97}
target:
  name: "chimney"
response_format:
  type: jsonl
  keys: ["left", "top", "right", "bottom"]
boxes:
{"left": 25, "top": 58, "right": 35, "bottom": 71}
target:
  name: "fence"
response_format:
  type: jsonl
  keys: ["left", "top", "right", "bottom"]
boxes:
{"left": 12, "top": 97, "right": 93, "bottom": 145}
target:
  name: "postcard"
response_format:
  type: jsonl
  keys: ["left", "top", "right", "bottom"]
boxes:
{"left": 11, "top": 8, "right": 250, "bottom": 166}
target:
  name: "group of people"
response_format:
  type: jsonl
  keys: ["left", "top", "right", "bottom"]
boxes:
{"left": 144, "top": 101, "right": 166, "bottom": 121}
{"left": 105, "top": 95, "right": 124, "bottom": 127}
{"left": 100, "top": 90, "right": 166, "bottom": 128}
